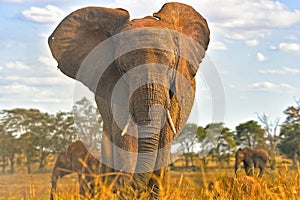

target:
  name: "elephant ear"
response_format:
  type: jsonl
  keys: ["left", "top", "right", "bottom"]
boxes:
{"left": 153, "top": 2, "right": 210, "bottom": 77}
{"left": 48, "top": 7, "right": 129, "bottom": 101}
{"left": 154, "top": 2, "right": 210, "bottom": 132}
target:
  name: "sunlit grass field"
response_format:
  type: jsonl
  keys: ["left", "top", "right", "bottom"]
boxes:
{"left": 0, "top": 158, "right": 299, "bottom": 199}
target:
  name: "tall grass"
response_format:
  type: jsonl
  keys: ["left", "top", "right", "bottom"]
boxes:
{"left": 0, "top": 167, "right": 300, "bottom": 199}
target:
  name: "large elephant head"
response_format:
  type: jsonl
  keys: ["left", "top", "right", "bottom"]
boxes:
{"left": 48, "top": 2, "right": 209, "bottom": 194}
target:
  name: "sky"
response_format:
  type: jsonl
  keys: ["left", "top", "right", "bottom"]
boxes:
{"left": 0, "top": 0, "right": 299, "bottom": 130}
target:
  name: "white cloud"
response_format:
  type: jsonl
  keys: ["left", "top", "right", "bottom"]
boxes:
{"left": 22, "top": 5, "right": 66, "bottom": 24}
{"left": 279, "top": 42, "right": 300, "bottom": 53}
{"left": 269, "top": 45, "right": 277, "bottom": 50}
{"left": 1, "top": 83, "right": 53, "bottom": 96}
{"left": 0, "top": 83, "right": 73, "bottom": 106}
{"left": 20, "top": 0, "right": 299, "bottom": 39}
{"left": 245, "top": 39, "right": 259, "bottom": 46}
{"left": 209, "top": 41, "right": 228, "bottom": 50}
{"left": 99, "top": 0, "right": 300, "bottom": 41}
{"left": 2, "top": 40, "right": 25, "bottom": 49}
{"left": 2, "top": 76, "right": 70, "bottom": 85}
{"left": 38, "top": 32, "right": 49, "bottom": 38}
{"left": 6, "top": 61, "right": 30, "bottom": 70}
{"left": 250, "top": 81, "right": 296, "bottom": 93}
{"left": 198, "top": 0, "right": 300, "bottom": 40}
{"left": 257, "top": 52, "right": 266, "bottom": 62}
{"left": 286, "top": 35, "right": 299, "bottom": 40}
{"left": 259, "top": 67, "right": 300, "bottom": 75}
{"left": 38, "top": 56, "right": 57, "bottom": 67}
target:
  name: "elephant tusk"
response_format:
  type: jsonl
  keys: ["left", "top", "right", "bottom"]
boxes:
{"left": 167, "top": 109, "right": 176, "bottom": 135}
{"left": 121, "top": 120, "right": 130, "bottom": 136}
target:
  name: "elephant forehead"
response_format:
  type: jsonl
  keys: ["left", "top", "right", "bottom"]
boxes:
{"left": 113, "top": 20, "right": 177, "bottom": 55}
{"left": 116, "top": 49, "right": 176, "bottom": 70}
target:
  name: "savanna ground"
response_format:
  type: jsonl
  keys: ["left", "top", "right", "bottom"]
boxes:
{"left": 0, "top": 156, "right": 299, "bottom": 200}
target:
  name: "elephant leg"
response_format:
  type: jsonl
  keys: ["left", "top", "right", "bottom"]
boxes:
{"left": 50, "top": 151, "right": 73, "bottom": 200}
{"left": 78, "top": 173, "right": 94, "bottom": 198}
{"left": 50, "top": 175, "right": 58, "bottom": 200}
{"left": 244, "top": 161, "right": 254, "bottom": 176}
{"left": 85, "top": 175, "right": 95, "bottom": 197}
{"left": 78, "top": 174, "right": 86, "bottom": 197}
{"left": 258, "top": 163, "right": 266, "bottom": 177}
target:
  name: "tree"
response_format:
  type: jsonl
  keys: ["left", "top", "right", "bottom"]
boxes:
{"left": 24, "top": 110, "right": 76, "bottom": 171}
{"left": 72, "top": 97, "right": 103, "bottom": 151}
{"left": 278, "top": 99, "right": 300, "bottom": 166}
{"left": 235, "top": 120, "right": 266, "bottom": 148}
{"left": 174, "top": 123, "right": 198, "bottom": 168}
{"left": 0, "top": 109, "right": 23, "bottom": 174}
{"left": 278, "top": 124, "right": 300, "bottom": 165}
{"left": 51, "top": 111, "right": 77, "bottom": 152}
{"left": 257, "top": 113, "right": 280, "bottom": 169}
{"left": 197, "top": 123, "right": 235, "bottom": 167}
{"left": 0, "top": 108, "right": 77, "bottom": 174}
{"left": 216, "top": 126, "right": 236, "bottom": 166}
{"left": 19, "top": 132, "right": 38, "bottom": 174}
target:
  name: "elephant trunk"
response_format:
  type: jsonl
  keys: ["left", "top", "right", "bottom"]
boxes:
{"left": 131, "top": 84, "right": 169, "bottom": 192}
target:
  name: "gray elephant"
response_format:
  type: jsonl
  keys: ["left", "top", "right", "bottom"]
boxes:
{"left": 48, "top": 2, "right": 210, "bottom": 197}
{"left": 235, "top": 147, "right": 270, "bottom": 177}
{"left": 50, "top": 140, "right": 101, "bottom": 200}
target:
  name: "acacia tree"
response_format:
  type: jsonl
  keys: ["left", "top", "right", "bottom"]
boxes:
{"left": 235, "top": 120, "right": 266, "bottom": 148}
{"left": 25, "top": 110, "right": 76, "bottom": 171}
{"left": 197, "top": 123, "right": 235, "bottom": 167}
{"left": 19, "top": 131, "right": 37, "bottom": 174}
{"left": 174, "top": 123, "right": 198, "bottom": 168}
{"left": 0, "top": 117, "right": 9, "bottom": 173}
{"left": 72, "top": 97, "right": 103, "bottom": 151}
{"left": 0, "top": 108, "right": 77, "bottom": 174}
{"left": 0, "top": 109, "right": 24, "bottom": 174}
{"left": 278, "top": 100, "right": 300, "bottom": 166}
{"left": 52, "top": 111, "right": 77, "bottom": 152}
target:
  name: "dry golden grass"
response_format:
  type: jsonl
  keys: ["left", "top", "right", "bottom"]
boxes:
{"left": 0, "top": 164, "right": 300, "bottom": 199}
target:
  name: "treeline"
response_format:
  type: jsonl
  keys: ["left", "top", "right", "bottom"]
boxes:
{"left": 0, "top": 98, "right": 299, "bottom": 174}
{"left": 0, "top": 97, "right": 102, "bottom": 174}
{"left": 174, "top": 99, "right": 300, "bottom": 169}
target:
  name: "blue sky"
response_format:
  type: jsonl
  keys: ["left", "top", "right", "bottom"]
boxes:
{"left": 0, "top": 0, "right": 299, "bottom": 129}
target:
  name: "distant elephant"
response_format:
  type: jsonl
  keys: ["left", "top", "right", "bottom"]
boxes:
{"left": 48, "top": 2, "right": 210, "bottom": 196}
{"left": 50, "top": 140, "right": 101, "bottom": 200}
{"left": 235, "top": 147, "right": 270, "bottom": 177}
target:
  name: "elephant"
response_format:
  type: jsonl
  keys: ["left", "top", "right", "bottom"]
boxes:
{"left": 50, "top": 140, "right": 101, "bottom": 200}
{"left": 48, "top": 2, "right": 210, "bottom": 197}
{"left": 235, "top": 147, "right": 270, "bottom": 177}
